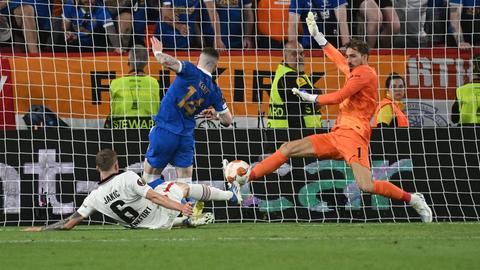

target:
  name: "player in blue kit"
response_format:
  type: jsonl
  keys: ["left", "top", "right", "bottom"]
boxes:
{"left": 157, "top": 0, "right": 225, "bottom": 50}
{"left": 143, "top": 37, "right": 234, "bottom": 215}
{"left": 288, "top": 0, "right": 350, "bottom": 49}
{"left": 201, "top": 0, "right": 255, "bottom": 49}
{"left": 50, "top": 0, "right": 122, "bottom": 53}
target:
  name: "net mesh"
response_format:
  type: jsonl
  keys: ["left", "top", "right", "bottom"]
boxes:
{"left": 0, "top": 1, "right": 479, "bottom": 225}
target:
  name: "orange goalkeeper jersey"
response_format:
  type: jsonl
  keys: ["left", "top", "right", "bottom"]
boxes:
{"left": 316, "top": 44, "right": 378, "bottom": 141}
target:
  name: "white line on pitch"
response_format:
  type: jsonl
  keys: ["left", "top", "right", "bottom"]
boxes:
{"left": 1, "top": 235, "right": 480, "bottom": 244}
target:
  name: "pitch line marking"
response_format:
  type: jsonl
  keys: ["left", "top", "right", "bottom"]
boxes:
{"left": 1, "top": 235, "right": 480, "bottom": 244}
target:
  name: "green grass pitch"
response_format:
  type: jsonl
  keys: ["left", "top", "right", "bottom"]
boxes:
{"left": 1, "top": 223, "right": 479, "bottom": 270}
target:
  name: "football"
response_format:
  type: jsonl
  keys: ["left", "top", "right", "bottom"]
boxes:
{"left": 224, "top": 160, "right": 250, "bottom": 184}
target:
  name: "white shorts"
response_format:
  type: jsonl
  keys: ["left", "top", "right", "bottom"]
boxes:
{"left": 153, "top": 181, "right": 184, "bottom": 229}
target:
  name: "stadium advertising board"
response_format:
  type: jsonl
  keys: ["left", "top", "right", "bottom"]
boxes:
{"left": 0, "top": 57, "right": 15, "bottom": 130}
{"left": 405, "top": 99, "right": 454, "bottom": 127}
{"left": 0, "top": 128, "right": 478, "bottom": 224}
{"left": 4, "top": 50, "right": 474, "bottom": 128}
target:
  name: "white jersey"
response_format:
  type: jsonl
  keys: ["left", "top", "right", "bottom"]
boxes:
{"left": 77, "top": 171, "right": 183, "bottom": 229}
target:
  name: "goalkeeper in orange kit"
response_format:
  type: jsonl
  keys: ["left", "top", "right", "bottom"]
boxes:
{"left": 229, "top": 12, "right": 433, "bottom": 222}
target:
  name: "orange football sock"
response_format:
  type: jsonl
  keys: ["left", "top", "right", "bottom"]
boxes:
{"left": 373, "top": 180, "right": 411, "bottom": 202}
{"left": 249, "top": 150, "right": 288, "bottom": 181}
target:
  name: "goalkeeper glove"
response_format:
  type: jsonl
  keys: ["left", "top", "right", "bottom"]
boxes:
{"left": 306, "top": 12, "right": 328, "bottom": 46}
{"left": 292, "top": 88, "right": 318, "bottom": 103}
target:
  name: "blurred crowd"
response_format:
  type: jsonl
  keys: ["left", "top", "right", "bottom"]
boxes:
{"left": 0, "top": 0, "right": 478, "bottom": 54}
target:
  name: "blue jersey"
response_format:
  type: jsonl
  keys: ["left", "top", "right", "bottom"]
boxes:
{"left": 289, "top": 0, "right": 347, "bottom": 48}
{"left": 449, "top": 0, "right": 480, "bottom": 19}
{"left": 132, "top": 1, "right": 160, "bottom": 44}
{"left": 154, "top": 61, "right": 227, "bottom": 136}
{"left": 1, "top": 0, "right": 33, "bottom": 15}
{"left": 201, "top": 0, "right": 252, "bottom": 48}
{"left": 0, "top": 0, "right": 52, "bottom": 30}
{"left": 62, "top": 0, "right": 114, "bottom": 45}
{"left": 155, "top": 0, "right": 201, "bottom": 49}
{"left": 35, "top": 0, "right": 53, "bottom": 30}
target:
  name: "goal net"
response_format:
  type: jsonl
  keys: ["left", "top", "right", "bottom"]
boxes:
{"left": 0, "top": 1, "right": 479, "bottom": 226}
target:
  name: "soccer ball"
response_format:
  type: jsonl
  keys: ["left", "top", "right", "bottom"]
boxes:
{"left": 224, "top": 160, "right": 250, "bottom": 184}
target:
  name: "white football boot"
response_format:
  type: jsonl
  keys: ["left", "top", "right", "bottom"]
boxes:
{"left": 409, "top": 193, "right": 433, "bottom": 223}
{"left": 228, "top": 181, "right": 243, "bottom": 205}
{"left": 187, "top": 212, "right": 215, "bottom": 227}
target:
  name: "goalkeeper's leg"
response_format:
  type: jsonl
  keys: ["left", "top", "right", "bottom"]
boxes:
{"left": 351, "top": 162, "right": 433, "bottom": 223}
{"left": 243, "top": 137, "right": 316, "bottom": 182}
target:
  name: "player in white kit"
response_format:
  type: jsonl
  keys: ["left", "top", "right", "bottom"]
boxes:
{"left": 24, "top": 149, "right": 241, "bottom": 231}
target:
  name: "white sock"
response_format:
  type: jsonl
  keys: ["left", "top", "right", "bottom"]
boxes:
{"left": 408, "top": 193, "right": 418, "bottom": 205}
{"left": 142, "top": 172, "right": 162, "bottom": 184}
{"left": 188, "top": 184, "right": 233, "bottom": 201}
{"left": 176, "top": 177, "right": 192, "bottom": 184}
{"left": 172, "top": 216, "right": 188, "bottom": 227}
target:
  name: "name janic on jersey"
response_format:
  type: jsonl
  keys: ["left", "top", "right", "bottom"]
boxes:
{"left": 103, "top": 190, "right": 120, "bottom": 204}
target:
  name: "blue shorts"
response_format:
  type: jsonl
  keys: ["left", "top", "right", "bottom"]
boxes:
{"left": 145, "top": 126, "right": 194, "bottom": 169}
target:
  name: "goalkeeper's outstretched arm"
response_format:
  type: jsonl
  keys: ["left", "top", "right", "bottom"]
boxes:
{"left": 292, "top": 79, "right": 362, "bottom": 106}
{"left": 306, "top": 12, "right": 350, "bottom": 75}
{"left": 150, "top": 37, "right": 182, "bottom": 73}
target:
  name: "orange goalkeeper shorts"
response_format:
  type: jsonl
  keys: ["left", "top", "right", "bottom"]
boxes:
{"left": 307, "top": 128, "right": 371, "bottom": 169}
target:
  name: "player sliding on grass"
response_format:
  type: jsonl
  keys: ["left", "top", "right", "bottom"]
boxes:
{"left": 229, "top": 12, "right": 433, "bottom": 223}
{"left": 24, "top": 149, "right": 242, "bottom": 231}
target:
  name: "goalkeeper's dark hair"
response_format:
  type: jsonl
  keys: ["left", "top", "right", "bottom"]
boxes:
{"left": 128, "top": 45, "right": 148, "bottom": 72}
{"left": 201, "top": 47, "right": 220, "bottom": 60}
{"left": 96, "top": 149, "right": 118, "bottom": 171}
{"left": 385, "top": 72, "right": 406, "bottom": 89}
{"left": 345, "top": 39, "right": 369, "bottom": 56}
